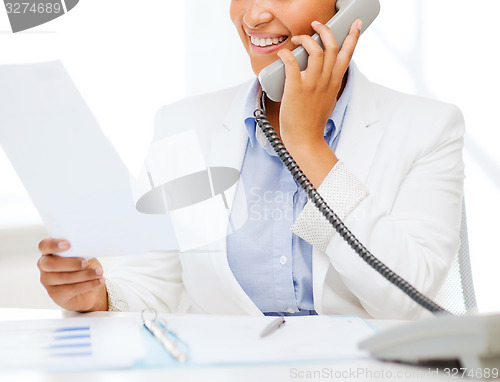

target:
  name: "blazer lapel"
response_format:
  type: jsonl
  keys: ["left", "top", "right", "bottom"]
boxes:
{"left": 197, "top": 79, "right": 263, "bottom": 315}
{"left": 313, "top": 63, "right": 385, "bottom": 313}
{"left": 335, "top": 63, "right": 384, "bottom": 183}
{"left": 205, "top": 79, "right": 257, "bottom": 215}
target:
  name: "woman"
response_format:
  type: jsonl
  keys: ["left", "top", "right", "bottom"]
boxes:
{"left": 37, "top": 0, "right": 464, "bottom": 319}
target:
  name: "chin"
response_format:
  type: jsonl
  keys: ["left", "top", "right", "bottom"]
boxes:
{"left": 252, "top": 61, "right": 276, "bottom": 77}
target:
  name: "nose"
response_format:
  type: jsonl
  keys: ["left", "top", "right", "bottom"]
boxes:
{"left": 242, "top": 1, "right": 274, "bottom": 29}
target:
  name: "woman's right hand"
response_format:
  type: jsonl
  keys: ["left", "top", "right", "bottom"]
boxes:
{"left": 37, "top": 239, "right": 108, "bottom": 312}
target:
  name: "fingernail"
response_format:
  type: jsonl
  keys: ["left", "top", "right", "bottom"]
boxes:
{"left": 312, "top": 20, "right": 320, "bottom": 27}
{"left": 81, "top": 259, "right": 88, "bottom": 268}
{"left": 58, "top": 241, "right": 69, "bottom": 250}
{"left": 357, "top": 20, "right": 363, "bottom": 32}
{"left": 95, "top": 268, "right": 103, "bottom": 276}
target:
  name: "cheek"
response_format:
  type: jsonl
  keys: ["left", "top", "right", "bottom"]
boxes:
{"left": 229, "top": 2, "right": 241, "bottom": 27}
{"left": 289, "top": 2, "right": 337, "bottom": 34}
{"left": 229, "top": 3, "right": 247, "bottom": 42}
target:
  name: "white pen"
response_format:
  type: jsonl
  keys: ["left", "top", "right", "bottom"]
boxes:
{"left": 260, "top": 317, "right": 286, "bottom": 338}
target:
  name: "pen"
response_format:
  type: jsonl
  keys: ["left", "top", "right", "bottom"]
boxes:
{"left": 260, "top": 316, "right": 286, "bottom": 338}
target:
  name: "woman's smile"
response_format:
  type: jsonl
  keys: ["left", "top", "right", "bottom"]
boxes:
{"left": 248, "top": 33, "right": 288, "bottom": 54}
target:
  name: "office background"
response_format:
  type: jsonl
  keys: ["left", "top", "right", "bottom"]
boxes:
{"left": 0, "top": 0, "right": 498, "bottom": 312}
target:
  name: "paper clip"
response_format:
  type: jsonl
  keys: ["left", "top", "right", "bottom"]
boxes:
{"left": 141, "top": 307, "right": 188, "bottom": 362}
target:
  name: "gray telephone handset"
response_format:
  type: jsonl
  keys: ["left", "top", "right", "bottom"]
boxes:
{"left": 259, "top": 0, "right": 381, "bottom": 102}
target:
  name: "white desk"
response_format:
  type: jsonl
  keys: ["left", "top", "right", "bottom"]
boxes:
{"left": 0, "top": 308, "right": 454, "bottom": 382}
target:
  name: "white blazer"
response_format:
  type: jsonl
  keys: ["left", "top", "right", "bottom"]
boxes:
{"left": 106, "top": 64, "right": 465, "bottom": 319}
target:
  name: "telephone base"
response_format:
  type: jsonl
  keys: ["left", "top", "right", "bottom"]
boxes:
{"left": 359, "top": 313, "right": 500, "bottom": 371}
{"left": 460, "top": 354, "right": 500, "bottom": 370}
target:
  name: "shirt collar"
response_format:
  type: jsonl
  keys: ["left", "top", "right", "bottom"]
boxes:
{"left": 244, "top": 66, "right": 353, "bottom": 151}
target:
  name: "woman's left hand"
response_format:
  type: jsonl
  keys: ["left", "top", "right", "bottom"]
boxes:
{"left": 277, "top": 19, "right": 362, "bottom": 151}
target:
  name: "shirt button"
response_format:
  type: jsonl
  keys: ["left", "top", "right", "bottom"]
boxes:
{"left": 279, "top": 256, "right": 288, "bottom": 265}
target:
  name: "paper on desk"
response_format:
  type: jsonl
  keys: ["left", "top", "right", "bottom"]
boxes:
{"left": 0, "top": 61, "right": 178, "bottom": 256}
{"left": 0, "top": 317, "right": 145, "bottom": 371}
{"left": 163, "top": 315, "right": 375, "bottom": 365}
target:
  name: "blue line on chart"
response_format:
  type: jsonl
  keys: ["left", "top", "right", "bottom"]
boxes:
{"left": 51, "top": 352, "right": 93, "bottom": 358}
{"left": 49, "top": 343, "right": 91, "bottom": 349}
{"left": 54, "top": 334, "right": 91, "bottom": 340}
{"left": 53, "top": 326, "right": 90, "bottom": 332}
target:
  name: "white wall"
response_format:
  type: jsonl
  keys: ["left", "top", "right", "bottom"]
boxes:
{"left": 0, "top": 0, "right": 499, "bottom": 312}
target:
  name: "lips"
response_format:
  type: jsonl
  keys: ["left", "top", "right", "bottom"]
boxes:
{"left": 250, "top": 35, "right": 288, "bottom": 47}
{"left": 247, "top": 33, "right": 289, "bottom": 54}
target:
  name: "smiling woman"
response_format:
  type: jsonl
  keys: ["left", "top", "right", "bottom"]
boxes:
{"left": 32, "top": 0, "right": 469, "bottom": 320}
{"left": 180, "top": 0, "right": 500, "bottom": 314}
{"left": 1, "top": 0, "right": 498, "bottom": 313}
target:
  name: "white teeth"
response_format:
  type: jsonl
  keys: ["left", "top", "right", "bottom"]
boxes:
{"left": 250, "top": 35, "right": 286, "bottom": 47}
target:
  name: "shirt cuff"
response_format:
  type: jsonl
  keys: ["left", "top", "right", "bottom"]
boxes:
{"left": 105, "top": 279, "right": 128, "bottom": 312}
{"left": 290, "top": 161, "right": 369, "bottom": 252}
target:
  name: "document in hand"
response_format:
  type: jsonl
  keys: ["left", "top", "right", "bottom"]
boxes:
{"left": 0, "top": 61, "right": 177, "bottom": 257}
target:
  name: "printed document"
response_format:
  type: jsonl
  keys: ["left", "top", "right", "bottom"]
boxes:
{"left": 0, "top": 61, "right": 178, "bottom": 256}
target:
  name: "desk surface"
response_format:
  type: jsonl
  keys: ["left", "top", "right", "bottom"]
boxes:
{"left": 0, "top": 308, "right": 453, "bottom": 382}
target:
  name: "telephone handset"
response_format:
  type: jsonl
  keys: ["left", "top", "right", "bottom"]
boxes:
{"left": 259, "top": 0, "right": 381, "bottom": 102}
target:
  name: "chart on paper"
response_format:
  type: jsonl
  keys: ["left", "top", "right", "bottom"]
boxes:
{"left": 0, "top": 317, "right": 145, "bottom": 371}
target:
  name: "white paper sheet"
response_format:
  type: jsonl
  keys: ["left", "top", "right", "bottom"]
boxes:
{"left": 0, "top": 61, "right": 178, "bottom": 256}
{"left": 0, "top": 317, "right": 145, "bottom": 371}
{"left": 162, "top": 314, "right": 376, "bottom": 365}
{"left": 0, "top": 314, "right": 376, "bottom": 371}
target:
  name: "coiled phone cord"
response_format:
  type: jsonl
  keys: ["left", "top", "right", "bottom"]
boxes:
{"left": 254, "top": 96, "right": 449, "bottom": 315}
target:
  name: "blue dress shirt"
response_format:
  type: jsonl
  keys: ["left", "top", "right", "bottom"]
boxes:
{"left": 226, "top": 70, "right": 353, "bottom": 315}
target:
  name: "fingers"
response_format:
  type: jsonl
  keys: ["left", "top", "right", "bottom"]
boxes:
{"left": 280, "top": 19, "right": 361, "bottom": 86}
{"left": 38, "top": 255, "right": 87, "bottom": 272}
{"left": 37, "top": 237, "right": 104, "bottom": 287}
{"left": 333, "top": 19, "right": 362, "bottom": 78}
{"left": 291, "top": 33, "right": 325, "bottom": 75}
{"left": 311, "top": 20, "right": 339, "bottom": 78}
{"left": 37, "top": 238, "right": 106, "bottom": 311}
{"left": 40, "top": 265, "right": 103, "bottom": 286}
{"left": 38, "top": 238, "right": 89, "bottom": 272}
{"left": 45, "top": 278, "right": 105, "bottom": 307}
{"left": 38, "top": 238, "right": 71, "bottom": 255}
{"left": 277, "top": 48, "right": 301, "bottom": 86}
